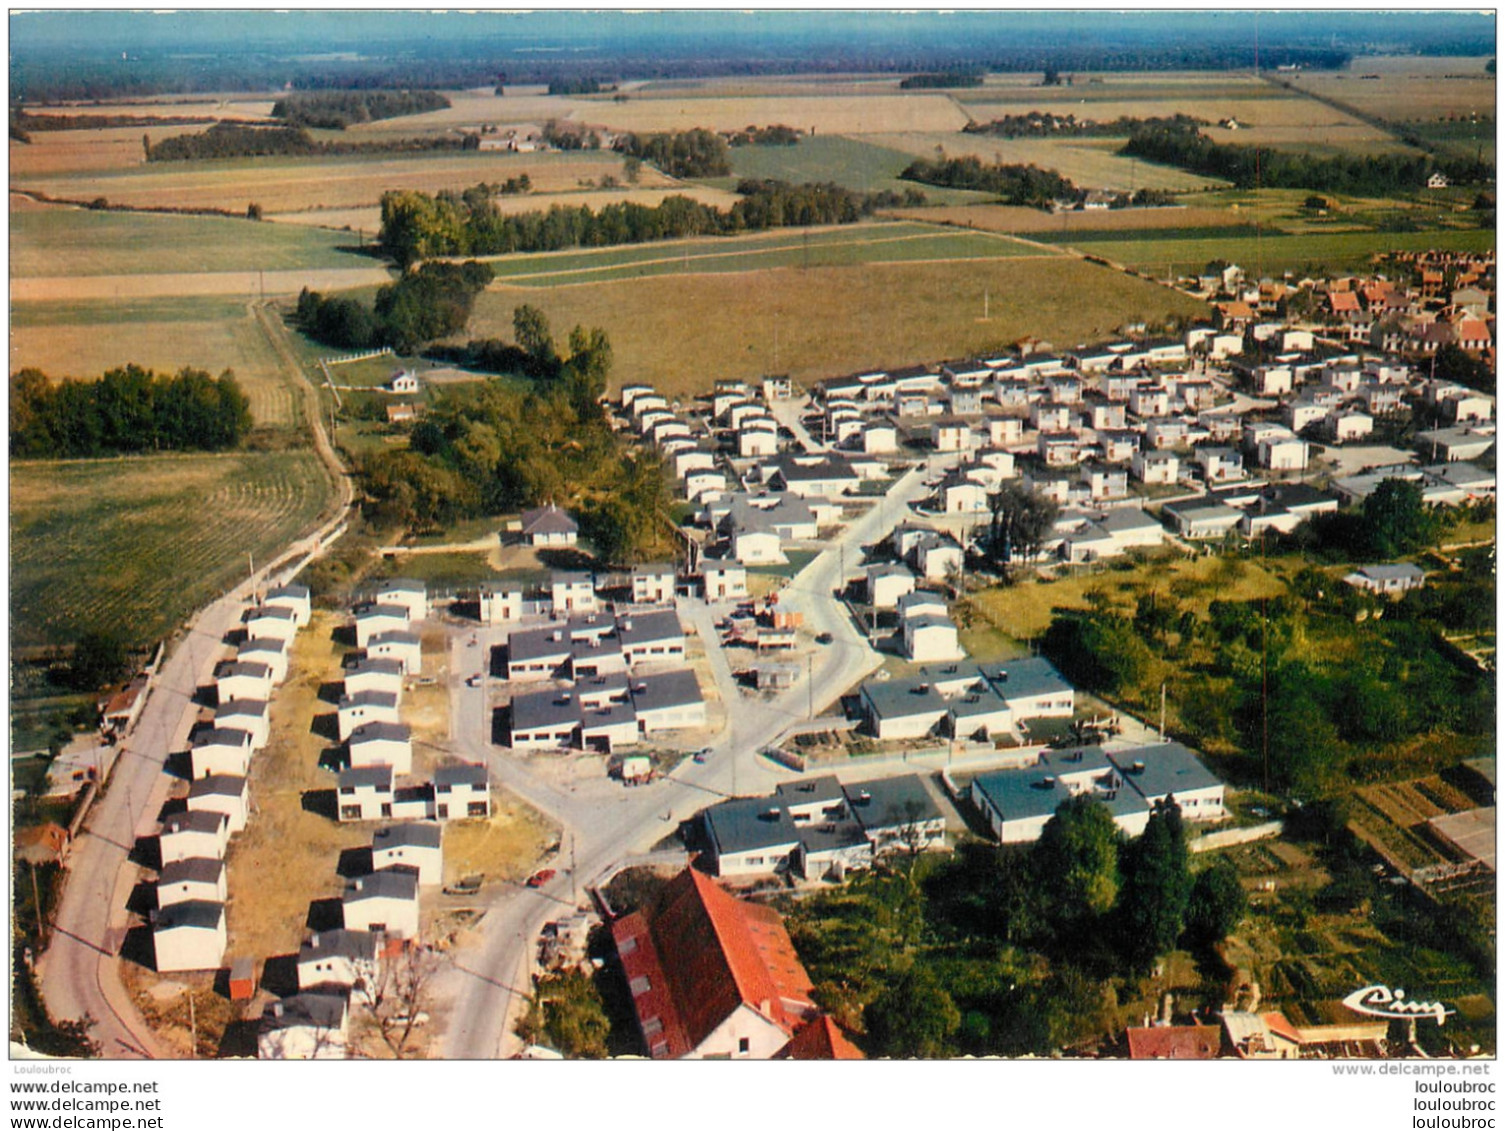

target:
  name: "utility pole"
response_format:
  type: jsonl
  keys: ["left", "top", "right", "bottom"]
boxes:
{"left": 569, "top": 833, "right": 577, "bottom": 905}
{"left": 188, "top": 990, "right": 197, "bottom": 1059}
{"left": 1159, "top": 682, "right": 1167, "bottom": 740}
{"left": 807, "top": 652, "right": 814, "bottom": 719}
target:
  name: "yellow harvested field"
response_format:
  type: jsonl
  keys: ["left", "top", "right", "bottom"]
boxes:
{"left": 10, "top": 124, "right": 210, "bottom": 177}
{"left": 267, "top": 184, "right": 745, "bottom": 230}
{"left": 345, "top": 90, "right": 596, "bottom": 134}
{"left": 466, "top": 256, "right": 1206, "bottom": 395}
{"left": 885, "top": 202, "right": 1246, "bottom": 233}
{"left": 872, "top": 131, "right": 1222, "bottom": 190}
{"left": 12, "top": 266, "right": 392, "bottom": 302}
{"left": 961, "top": 94, "right": 1367, "bottom": 129}
{"left": 1296, "top": 68, "right": 1495, "bottom": 122}
{"left": 10, "top": 309, "right": 300, "bottom": 427}
{"left": 22, "top": 96, "right": 276, "bottom": 120}
{"left": 578, "top": 94, "right": 970, "bottom": 135}
{"left": 13, "top": 152, "right": 663, "bottom": 214}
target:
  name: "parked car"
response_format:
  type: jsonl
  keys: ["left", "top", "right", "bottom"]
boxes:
{"left": 815, "top": 632, "right": 834, "bottom": 645}
{"left": 525, "top": 869, "right": 557, "bottom": 888}
{"left": 466, "top": 673, "right": 483, "bottom": 687}
{"left": 692, "top": 747, "right": 713, "bottom": 763}
{"left": 443, "top": 874, "right": 483, "bottom": 896}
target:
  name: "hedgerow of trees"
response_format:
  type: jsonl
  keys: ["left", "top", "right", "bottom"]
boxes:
{"left": 270, "top": 89, "right": 450, "bottom": 129}
{"left": 899, "top": 71, "right": 984, "bottom": 88}
{"left": 146, "top": 121, "right": 479, "bottom": 162}
{"left": 10, "top": 365, "right": 252, "bottom": 458}
{"left": 726, "top": 124, "right": 803, "bottom": 147}
{"left": 296, "top": 260, "right": 494, "bottom": 353}
{"left": 964, "top": 112, "right": 1205, "bottom": 138}
{"left": 377, "top": 179, "right": 924, "bottom": 268}
{"left": 1121, "top": 118, "right": 1493, "bottom": 191}
{"left": 898, "top": 155, "right": 1079, "bottom": 208}
{"left": 614, "top": 128, "right": 731, "bottom": 178}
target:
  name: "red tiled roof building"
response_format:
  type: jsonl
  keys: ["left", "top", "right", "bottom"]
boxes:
{"left": 1126, "top": 1024, "right": 1224, "bottom": 1060}
{"left": 775, "top": 1014, "right": 865, "bottom": 1060}
{"left": 611, "top": 867, "right": 818, "bottom": 1059}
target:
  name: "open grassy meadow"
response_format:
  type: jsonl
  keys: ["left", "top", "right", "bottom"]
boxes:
{"left": 9, "top": 450, "right": 331, "bottom": 648}
{"left": 11, "top": 295, "right": 307, "bottom": 427}
{"left": 10, "top": 206, "right": 359, "bottom": 277}
{"left": 703, "top": 134, "right": 993, "bottom": 204}
{"left": 463, "top": 253, "right": 1206, "bottom": 394}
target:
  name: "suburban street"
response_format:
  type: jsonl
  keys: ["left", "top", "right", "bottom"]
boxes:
{"left": 438, "top": 448, "right": 962, "bottom": 1058}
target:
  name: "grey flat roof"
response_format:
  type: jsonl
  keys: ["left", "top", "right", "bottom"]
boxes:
{"left": 299, "top": 928, "right": 378, "bottom": 963}
{"left": 844, "top": 775, "right": 943, "bottom": 830}
{"left": 218, "top": 661, "right": 271, "bottom": 680}
{"left": 239, "top": 636, "right": 289, "bottom": 656}
{"left": 216, "top": 698, "right": 269, "bottom": 720}
{"left": 340, "top": 690, "right": 399, "bottom": 712}
{"left": 155, "top": 899, "right": 225, "bottom": 932}
{"left": 357, "top": 602, "right": 410, "bottom": 621}
{"left": 434, "top": 763, "right": 487, "bottom": 789}
{"left": 248, "top": 605, "right": 297, "bottom": 622}
{"left": 511, "top": 688, "right": 583, "bottom": 732}
{"left": 338, "top": 766, "right": 393, "bottom": 791}
{"left": 571, "top": 635, "right": 624, "bottom": 662}
{"left": 343, "top": 868, "right": 418, "bottom": 904}
{"left": 630, "top": 669, "right": 704, "bottom": 714}
{"left": 193, "top": 726, "right": 252, "bottom": 749}
{"left": 373, "top": 822, "right": 442, "bottom": 851}
{"left": 266, "top": 584, "right": 310, "bottom": 601}
{"left": 862, "top": 677, "right": 949, "bottom": 722}
{"left": 616, "top": 609, "right": 684, "bottom": 648}
{"left": 349, "top": 721, "right": 411, "bottom": 746}
{"left": 776, "top": 775, "right": 846, "bottom": 808}
{"left": 159, "top": 857, "right": 224, "bottom": 886}
{"left": 188, "top": 774, "right": 247, "bottom": 800}
{"left": 368, "top": 630, "right": 421, "bottom": 648}
{"left": 162, "top": 810, "right": 226, "bottom": 837}
{"left": 262, "top": 992, "right": 347, "bottom": 1032}
{"left": 347, "top": 656, "right": 404, "bottom": 677}
{"left": 376, "top": 578, "right": 425, "bottom": 594}
{"left": 508, "top": 626, "right": 573, "bottom": 664}
{"left": 551, "top": 570, "right": 594, "bottom": 585}
{"left": 1354, "top": 563, "right": 1426, "bottom": 581}
{"left": 982, "top": 656, "right": 1072, "bottom": 703}
{"left": 973, "top": 750, "right": 1148, "bottom": 825}
{"left": 581, "top": 700, "right": 638, "bottom": 731}
{"left": 1110, "top": 742, "right": 1223, "bottom": 800}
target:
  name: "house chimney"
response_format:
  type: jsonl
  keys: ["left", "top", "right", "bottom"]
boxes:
{"left": 310, "top": 933, "right": 320, "bottom": 949}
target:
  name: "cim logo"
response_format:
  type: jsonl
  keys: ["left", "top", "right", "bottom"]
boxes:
{"left": 1342, "top": 984, "right": 1455, "bottom": 1026}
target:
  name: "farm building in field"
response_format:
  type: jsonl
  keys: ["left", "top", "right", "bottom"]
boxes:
{"left": 152, "top": 900, "right": 227, "bottom": 973}
{"left": 520, "top": 504, "right": 579, "bottom": 547}
{"left": 611, "top": 867, "right": 818, "bottom": 1059}
{"left": 258, "top": 993, "right": 350, "bottom": 1060}
{"left": 371, "top": 823, "right": 443, "bottom": 886}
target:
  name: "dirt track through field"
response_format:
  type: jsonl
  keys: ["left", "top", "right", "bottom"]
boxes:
{"left": 12, "top": 266, "right": 393, "bottom": 301}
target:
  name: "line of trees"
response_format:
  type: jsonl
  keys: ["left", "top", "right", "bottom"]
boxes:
{"left": 614, "top": 127, "right": 730, "bottom": 178}
{"left": 145, "top": 121, "right": 479, "bottom": 162}
{"left": 899, "top": 71, "right": 984, "bottom": 88}
{"left": 547, "top": 77, "right": 615, "bottom": 95}
{"left": 378, "top": 179, "right": 921, "bottom": 268}
{"left": 1121, "top": 119, "right": 1494, "bottom": 192}
{"left": 726, "top": 124, "right": 803, "bottom": 147}
{"left": 296, "top": 260, "right": 494, "bottom": 353}
{"left": 964, "top": 111, "right": 1204, "bottom": 138}
{"left": 10, "top": 365, "right": 252, "bottom": 458}
{"left": 270, "top": 89, "right": 450, "bottom": 129}
{"left": 898, "top": 154, "right": 1078, "bottom": 208}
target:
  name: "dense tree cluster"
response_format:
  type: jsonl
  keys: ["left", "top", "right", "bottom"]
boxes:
{"left": 146, "top": 121, "right": 478, "bottom": 162}
{"left": 725, "top": 124, "right": 803, "bottom": 147}
{"left": 982, "top": 481, "right": 1060, "bottom": 580}
{"left": 546, "top": 77, "right": 615, "bottom": 95}
{"left": 515, "top": 969, "right": 610, "bottom": 1058}
{"left": 1122, "top": 119, "right": 1493, "bottom": 191}
{"left": 296, "top": 260, "right": 494, "bottom": 352}
{"left": 378, "top": 179, "right": 913, "bottom": 268}
{"left": 898, "top": 155, "right": 1078, "bottom": 208}
{"left": 964, "top": 112, "right": 1204, "bottom": 138}
{"left": 270, "top": 89, "right": 450, "bottom": 129}
{"left": 10, "top": 364, "right": 252, "bottom": 458}
{"left": 12, "top": 108, "right": 213, "bottom": 132}
{"left": 899, "top": 71, "right": 984, "bottom": 88}
{"left": 614, "top": 128, "right": 731, "bottom": 178}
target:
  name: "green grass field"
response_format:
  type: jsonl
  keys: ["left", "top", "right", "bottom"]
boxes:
{"left": 8, "top": 295, "right": 257, "bottom": 327}
{"left": 10, "top": 208, "right": 361, "bottom": 277}
{"left": 703, "top": 134, "right": 994, "bottom": 203}
{"left": 1068, "top": 226, "right": 1496, "bottom": 278}
{"left": 464, "top": 254, "right": 1206, "bottom": 395}
{"left": 10, "top": 450, "right": 331, "bottom": 648}
{"left": 483, "top": 223, "right": 1057, "bottom": 286}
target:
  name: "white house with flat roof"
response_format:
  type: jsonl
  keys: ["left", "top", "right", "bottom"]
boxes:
{"left": 355, "top": 603, "right": 410, "bottom": 649}
{"left": 216, "top": 660, "right": 273, "bottom": 705}
{"left": 337, "top": 691, "right": 401, "bottom": 742}
{"left": 153, "top": 900, "right": 227, "bottom": 973}
{"left": 238, "top": 637, "right": 290, "bottom": 684}
{"left": 191, "top": 727, "right": 253, "bottom": 780}
{"left": 215, "top": 698, "right": 270, "bottom": 750}
{"left": 344, "top": 656, "right": 405, "bottom": 699}
{"left": 246, "top": 605, "right": 298, "bottom": 642}
{"left": 371, "top": 823, "right": 443, "bottom": 886}
{"left": 263, "top": 584, "right": 312, "bottom": 627}
{"left": 348, "top": 721, "right": 413, "bottom": 775}
{"left": 160, "top": 810, "right": 229, "bottom": 865}
{"left": 367, "top": 630, "right": 422, "bottom": 676}
{"left": 373, "top": 579, "right": 427, "bottom": 622}
{"left": 157, "top": 858, "right": 227, "bottom": 907}
{"left": 342, "top": 869, "right": 419, "bottom": 938}
{"left": 186, "top": 774, "right": 249, "bottom": 835}
{"left": 337, "top": 767, "right": 393, "bottom": 822}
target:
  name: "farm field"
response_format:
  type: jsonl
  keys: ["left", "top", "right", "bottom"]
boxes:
{"left": 461, "top": 255, "right": 1206, "bottom": 395}
{"left": 579, "top": 93, "right": 971, "bottom": 135}
{"left": 703, "top": 134, "right": 993, "bottom": 203}
{"left": 887, "top": 202, "right": 1250, "bottom": 234}
{"left": 9, "top": 450, "right": 331, "bottom": 648}
{"left": 1292, "top": 56, "right": 1495, "bottom": 123}
{"left": 10, "top": 206, "right": 359, "bottom": 277}
{"left": 1067, "top": 226, "right": 1497, "bottom": 278}
{"left": 10, "top": 124, "right": 213, "bottom": 177}
{"left": 876, "top": 131, "right": 1224, "bottom": 190}
{"left": 11, "top": 150, "right": 661, "bottom": 214}
{"left": 10, "top": 298, "right": 303, "bottom": 426}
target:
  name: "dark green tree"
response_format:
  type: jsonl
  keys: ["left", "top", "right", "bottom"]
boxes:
{"left": 984, "top": 481, "right": 1059, "bottom": 581}
{"left": 513, "top": 304, "right": 558, "bottom": 373}
{"left": 1362, "top": 476, "right": 1438, "bottom": 559}
{"left": 1033, "top": 795, "right": 1122, "bottom": 939}
{"left": 863, "top": 964, "right": 961, "bottom": 1058}
{"left": 1115, "top": 799, "right": 1193, "bottom": 970}
{"left": 1185, "top": 859, "right": 1247, "bottom": 947}
{"left": 64, "top": 631, "right": 128, "bottom": 691}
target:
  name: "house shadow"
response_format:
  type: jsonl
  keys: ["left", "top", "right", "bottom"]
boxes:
{"left": 119, "top": 924, "right": 157, "bottom": 972}
{"left": 310, "top": 713, "right": 341, "bottom": 742}
{"left": 488, "top": 645, "right": 506, "bottom": 678}
{"left": 491, "top": 706, "right": 510, "bottom": 746}
{"left": 192, "top": 684, "right": 218, "bottom": 710}
{"left": 331, "top": 624, "right": 359, "bottom": 648}
{"left": 537, "top": 547, "right": 600, "bottom": 571}
{"left": 316, "top": 746, "right": 347, "bottom": 774}
{"left": 156, "top": 797, "right": 188, "bottom": 823}
{"left": 452, "top": 599, "right": 481, "bottom": 623}
{"left": 306, "top": 898, "right": 345, "bottom": 933}
{"left": 163, "top": 751, "right": 194, "bottom": 781}
{"left": 260, "top": 953, "right": 300, "bottom": 997}
{"left": 222, "top": 627, "right": 248, "bottom": 648}
{"left": 301, "top": 789, "right": 338, "bottom": 820}
{"left": 128, "top": 835, "right": 161, "bottom": 871}
{"left": 127, "top": 880, "right": 158, "bottom": 915}
{"left": 317, "top": 680, "right": 346, "bottom": 706}
{"left": 337, "top": 846, "right": 374, "bottom": 878}
{"left": 217, "top": 1020, "right": 261, "bottom": 1060}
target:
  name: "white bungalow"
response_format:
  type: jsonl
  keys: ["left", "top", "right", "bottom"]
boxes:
{"left": 342, "top": 869, "right": 420, "bottom": 939}
{"left": 153, "top": 900, "right": 227, "bottom": 973}
{"left": 191, "top": 727, "right": 253, "bottom": 780}
{"left": 245, "top": 605, "right": 298, "bottom": 643}
{"left": 337, "top": 691, "right": 401, "bottom": 742}
{"left": 373, "top": 579, "right": 428, "bottom": 622}
{"left": 263, "top": 584, "right": 312, "bottom": 627}
{"left": 156, "top": 858, "right": 227, "bottom": 907}
{"left": 238, "top": 637, "right": 290, "bottom": 684}
{"left": 355, "top": 603, "right": 410, "bottom": 649}
{"left": 348, "top": 721, "right": 413, "bottom": 776}
{"left": 367, "top": 630, "right": 422, "bottom": 676}
{"left": 371, "top": 823, "right": 443, "bottom": 886}
{"left": 216, "top": 660, "right": 273, "bottom": 705}
{"left": 159, "top": 810, "right": 229, "bottom": 865}
{"left": 186, "top": 774, "right": 250, "bottom": 835}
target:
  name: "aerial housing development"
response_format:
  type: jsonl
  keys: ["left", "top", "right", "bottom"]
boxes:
{"left": 10, "top": 9, "right": 1494, "bottom": 1078}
